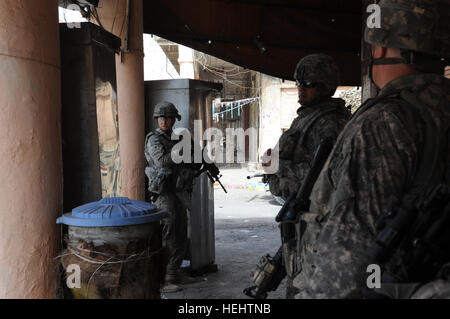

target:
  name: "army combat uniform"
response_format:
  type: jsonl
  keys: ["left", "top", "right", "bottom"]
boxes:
{"left": 271, "top": 98, "right": 350, "bottom": 200}
{"left": 264, "top": 54, "right": 352, "bottom": 299}
{"left": 267, "top": 54, "right": 351, "bottom": 200}
{"left": 145, "top": 127, "right": 196, "bottom": 282}
{"left": 293, "top": 73, "right": 450, "bottom": 298}
{"left": 277, "top": 98, "right": 351, "bottom": 299}
{"left": 293, "top": 0, "right": 450, "bottom": 298}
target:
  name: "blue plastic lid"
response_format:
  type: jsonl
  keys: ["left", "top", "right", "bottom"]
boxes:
{"left": 56, "top": 197, "right": 167, "bottom": 227}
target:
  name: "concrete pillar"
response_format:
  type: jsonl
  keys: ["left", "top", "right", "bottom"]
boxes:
{"left": 95, "top": 0, "right": 145, "bottom": 201}
{"left": 0, "top": 0, "right": 62, "bottom": 298}
{"left": 178, "top": 45, "right": 195, "bottom": 79}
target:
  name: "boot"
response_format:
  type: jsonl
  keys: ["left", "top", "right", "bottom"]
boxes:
{"left": 161, "top": 271, "right": 183, "bottom": 293}
{"left": 174, "top": 273, "right": 202, "bottom": 285}
{"left": 166, "top": 269, "right": 202, "bottom": 285}
{"left": 161, "top": 282, "right": 182, "bottom": 293}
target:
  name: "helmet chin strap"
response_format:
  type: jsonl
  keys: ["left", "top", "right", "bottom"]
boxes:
{"left": 372, "top": 57, "right": 407, "bottom": 66}
{"left": 368, "top": 57, "right": 407, "bottom": 92}
{"left": 300, "top": 89, "right": 331, "bottom": 107}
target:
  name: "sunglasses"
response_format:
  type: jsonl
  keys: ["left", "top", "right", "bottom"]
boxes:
{"left": 158, "top": 116, "right": 175, "bottom": 121}
{"left": 295, "top": 80, "right": 320, "bottom": 88}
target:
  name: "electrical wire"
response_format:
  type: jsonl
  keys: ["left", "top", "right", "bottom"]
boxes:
{"left": 196, "top": 58, "right": 260, "bottom": 91}
{"left": 196, "top": 52, "right": 253, "bottom": 77}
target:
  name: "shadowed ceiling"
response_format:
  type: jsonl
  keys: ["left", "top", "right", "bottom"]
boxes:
{"left": 143, "top": 0, "right": 363, "bottom": 85}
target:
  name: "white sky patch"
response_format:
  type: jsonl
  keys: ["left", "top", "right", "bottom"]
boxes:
{"left": 143, "top": 34, "right": 180, "bottom": 81}
{"left": 57, "top": 9, "right": 179, "bottom": 81}
{"left": 58, "top": 7, "right": 87, "bottom": 24}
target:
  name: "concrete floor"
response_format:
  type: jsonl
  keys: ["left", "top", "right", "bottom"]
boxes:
{"left": 163, "top": 168, "right": 288, "bottom": 299}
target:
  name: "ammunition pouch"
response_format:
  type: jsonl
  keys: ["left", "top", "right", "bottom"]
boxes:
{"left": 245, "top": 248, "right": 286, "bottom": 299}
{"left": 279, "top": 132, "right": 299, "bottom": 160}
{"left": 145, "top": 166, "right": 171, "bottom": 195}
{"left": 174, "top": 166, "right": 196, "bottom": 193}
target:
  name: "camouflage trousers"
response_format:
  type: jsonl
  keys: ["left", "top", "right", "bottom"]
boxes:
{"left": 155, "top": 191, "right": 191, "bottom": 278}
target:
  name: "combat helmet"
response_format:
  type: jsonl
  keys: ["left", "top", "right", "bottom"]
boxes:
{"left": 153, "top": 101, "right": 181, "bottom": 121}
{"left": 364, "top": 0, "right": 450, "bottom": 71}
{"left": 293, "top": 54, "right": 340, "bottom": 96}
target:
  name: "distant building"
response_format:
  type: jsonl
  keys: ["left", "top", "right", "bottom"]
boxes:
{"left": 150, "top": 38, "right": 363, "bottom": 169}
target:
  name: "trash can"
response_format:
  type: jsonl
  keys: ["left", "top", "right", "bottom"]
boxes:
{"left": 56, "top": 197, "right": 167, "bottom": 299}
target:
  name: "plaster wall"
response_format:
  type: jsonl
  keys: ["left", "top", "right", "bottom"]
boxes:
{"left": 259, "top": 74, "right": 283, "bottom": 161}
{"left": 0, "top": 0, "right": 62, "bottom": 298}
{"left": 143, "top": 34, "right": 179, "bottom": 80}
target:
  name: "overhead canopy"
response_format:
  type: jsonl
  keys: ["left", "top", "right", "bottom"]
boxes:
{"left": 143, "top": 0, "right": 363, "bottom": 86}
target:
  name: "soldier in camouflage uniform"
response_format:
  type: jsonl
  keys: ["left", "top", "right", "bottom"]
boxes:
{"left": 264, "top": 54, "right": 351, "bottom": 200}
{"left": 145, "top": 101, "right": 198, "bottom": 293}
{"left": 293, "top": 0, "right": 450, "bottom": 299}
{"left": 263, "top": 54, "right": 351, "bottom": 298}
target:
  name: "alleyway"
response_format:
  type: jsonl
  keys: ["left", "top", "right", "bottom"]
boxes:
{"left": 163, "top": 168, "right": 287, "bottom": 299}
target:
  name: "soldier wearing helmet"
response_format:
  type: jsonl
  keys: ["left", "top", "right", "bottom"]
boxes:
{"left": 292, "top": 0, "right": 450, "bottom": 299}
{"left": 262, "top": 54, "right": 351, "bottom": 298}
{"left": 144, "top": 101, "right": 198, "bottom": 293}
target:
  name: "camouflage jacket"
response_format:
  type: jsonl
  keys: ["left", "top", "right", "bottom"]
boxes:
{"left": 145, "top": 128, "right": 196, "bottom": 194}
{"left": 269, "top": 98, "right": 350, "bottom": 198}
{"left": 294, "top": 74, "right": 450, "bottom": 298}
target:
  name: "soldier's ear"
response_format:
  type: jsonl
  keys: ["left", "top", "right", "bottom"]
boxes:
{"left": 318, "top": 85, "right": 332, "bottom": 98}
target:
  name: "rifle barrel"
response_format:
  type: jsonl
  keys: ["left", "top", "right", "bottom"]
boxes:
{"left": 217, "top": 178, "right": 228, "bottom": 193}
{"left": 206, "top": 171, "right": 228, "bottom": 193}
{"left": 247, "top": 173, "right": 265, "bottom": 179}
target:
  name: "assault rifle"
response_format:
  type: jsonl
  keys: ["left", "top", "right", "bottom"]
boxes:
{"left": 197, "top": 162, "right": 227, "bottom": 194}
{"left": 194, "top": 151, "right": 227, "bottom": 193}
{"left": 247, "top": 173, "right": 265, "bottom": 180}
{"left": 243, "top": 138, "right": 334, "bottom": 299}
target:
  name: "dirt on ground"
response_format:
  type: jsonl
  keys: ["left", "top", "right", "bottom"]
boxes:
{"left": 162, "top": 218, "right": 287, "bottom": 300}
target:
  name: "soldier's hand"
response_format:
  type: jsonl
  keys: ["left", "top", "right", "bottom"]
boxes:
{"left": 150, "top": 193, "right": 159, "bottom": 203}
{"left": 288, "top": 197, "right": 309, "bottom": 214}
{"left": 192, "top": 162, "right": 202, "bottom": 171}
{"left": 261, "top": 148, "right": 272, "bottom": 167}
{"left": 206, "top": 163, "right": 220, "bottom": 176}
{"left": 288, "top": 198, "right": 301, "bottom": 214}
{"left": 261, "top": 174, "right": 268, "bottom": 184}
